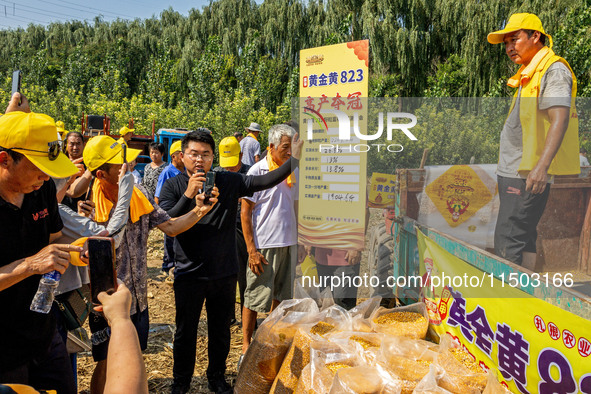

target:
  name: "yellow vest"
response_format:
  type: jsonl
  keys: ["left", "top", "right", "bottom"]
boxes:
{"left": 508, "top": 47, "right": 580, "bottom": 175}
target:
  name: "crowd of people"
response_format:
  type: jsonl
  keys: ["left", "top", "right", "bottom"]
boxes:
{"left": 0, "top": 11, "right": 582, "bottom": 394}
{"left": 0, "top": 91, "right": 303, "bottom": 394}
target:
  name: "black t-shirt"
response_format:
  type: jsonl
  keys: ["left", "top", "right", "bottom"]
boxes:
{"left": 0, "top": 180, "right": 63, "bottom": 370}
{"left": 213, "top": 163, "right": 251, "bottom": 227}
{"left": 159, "top": 171, "right": 254, "bottom": 279}
{"left": 159, "top": 157, "right": 297, "bottom": 280}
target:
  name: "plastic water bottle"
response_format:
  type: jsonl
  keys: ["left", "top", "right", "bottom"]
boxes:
{"left": 30, "top": 270, "right": 61, "bottom": 314}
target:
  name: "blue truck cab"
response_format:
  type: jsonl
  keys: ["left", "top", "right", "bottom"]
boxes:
{"left": 156, "top": 128, "right": 191, "bottom": 164}
{"left": 133, "top": 129, "right": 191, "bottom": 176}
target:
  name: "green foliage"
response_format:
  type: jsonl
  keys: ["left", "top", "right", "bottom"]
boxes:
{"left": 424, "top": 55, "right": 468, "bottom": 97}
{"left": 1, "top": 0, "right": 590, "bottom": 164}
{"left": 365, "top": 99, "right": 505, "bottom": 173}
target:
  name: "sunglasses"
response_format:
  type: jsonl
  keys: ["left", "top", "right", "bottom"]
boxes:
{"left": 8, "top": 140, "right": 62, "bottom": 161}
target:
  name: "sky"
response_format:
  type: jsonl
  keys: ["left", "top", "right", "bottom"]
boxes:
{"left": 0, "top": 0, "right": 218, "bottom": 30}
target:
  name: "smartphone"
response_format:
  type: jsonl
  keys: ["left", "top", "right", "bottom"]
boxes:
{"left": 85, "top": 177, "right": 95, "bottom": 202}
{"left": 88, "top": 237, "right": 117, "bottom": 306}
{"left": 11, "top": 70, "right": 21, "bottom": 103}
{"left": 204, "top": 171, "right": 216, "bottom": 205}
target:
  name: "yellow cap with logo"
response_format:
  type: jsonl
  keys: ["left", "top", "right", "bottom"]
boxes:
{"left": 170, "top": 140, "right": 182, "bottom": 156}
{"left": 0, "top": 111, "right": 78, "bottom": 178}
{"left": 487, "top": 13, "right": 552, "bottom": 47}
{"left": 219, "top": 136, "right": 241, "bottom": 167}
{"left": 118, "top": 126, "right": 134, "bottom": 136}
{"left": 83, "top": 135, "right": 141, "bottom": 171}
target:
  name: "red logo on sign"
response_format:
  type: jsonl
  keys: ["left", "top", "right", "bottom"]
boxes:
{"left": 563, "top": 329, "right": 576, "bottom": 349}
{"left": 578, "top": 337, "right": 591, "bottom": 357}
{"left": 302, "top": 76, "right": 308, "bottom": 88}
{"left": 534, "top": 315, "right": 546, "bottom": 333}
{"left": 548, "top": 322, "right": 560, "bottom": 341}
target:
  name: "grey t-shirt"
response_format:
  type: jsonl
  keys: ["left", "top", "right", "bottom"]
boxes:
{"left": 240, "top": 135, "right": 261, "bottom": 165}
{"left": 497, "top": 62, "right": 573, "bottom": 180}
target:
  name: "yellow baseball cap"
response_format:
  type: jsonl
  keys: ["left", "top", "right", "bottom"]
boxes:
{"left": 0, "top": 111, "right": 78, "bottom": 178}
{"left": 118, "top": 126, "right": 134, "bottom": 136}
{"left": 83, "top": 135, "right": 141, "bottom": 171}
{"left": 55, "top": 120, "right": 68, "bottom": 136}
{"left": 170, "top": 140, "right": 182, "bottom": 156}
{"left": 219, "top": 136, "right": 240, "bottom": 167}
{"left": 487, "top": 13, "right": 552, "bottom": 47}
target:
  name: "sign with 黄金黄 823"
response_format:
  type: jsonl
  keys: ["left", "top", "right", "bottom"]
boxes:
{"left": 298, "top": 40, "right": 368, "bottom": 250}
{"left": 301, "top": 69, "right": 365, "bottom": 88}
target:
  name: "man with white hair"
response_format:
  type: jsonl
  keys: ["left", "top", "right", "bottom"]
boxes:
{"left": 240, "top": 124, "right": 298, "bottom": 357}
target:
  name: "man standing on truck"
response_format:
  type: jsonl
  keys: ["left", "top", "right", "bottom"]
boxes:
{"left": 488, "top": 13, "right": 580, "bottom": 269}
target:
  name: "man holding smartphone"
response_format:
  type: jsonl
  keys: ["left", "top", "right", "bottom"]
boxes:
{"left": 80, "top": 135, "right": 219, "bottom": 393}
{"left": 158, "top": 130, "right": 303, "bottom": 394}
{"left": 0, "top": 93, "right": 82, "bottom": 393}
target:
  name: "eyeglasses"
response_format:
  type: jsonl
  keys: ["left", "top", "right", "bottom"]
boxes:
{"left": 186, "top": 152, "right": 213, "bottom": 161}
{"left": 7, "top": 140, "right": 62, "bottom": 161}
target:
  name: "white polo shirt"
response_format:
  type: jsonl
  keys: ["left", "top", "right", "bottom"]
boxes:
{"left": 245, "top": 158, "right": 298, "bottom": 249}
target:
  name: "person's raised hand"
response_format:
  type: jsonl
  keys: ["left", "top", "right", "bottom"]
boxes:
{"left": 291, "top": 132, "right": 304, "bottom": 160}
{"left": 68, "top": 157, "right": 85, "bottom": 182}
{"left": 118, "top": 163, "right": 129, "bottom": 183}
{"left": 5, "top": 92, "right": 31, "bottom": 114}
{"left": 345, "top": 250, "right": 361, "bottom": 265}
{"left": 78, "top": 200, "right": 95, "bottom": 218}
{"left": 94, "top": 281, "right": 132, "bottom": 328}
{"left": 24, "top": 243, "right": 82, "bottom": 275}
{"left": 192, "top": 186, "right": 219, "bottom": 216}
{"left": 184, "top": 172, "right": 205, "bottom": 199}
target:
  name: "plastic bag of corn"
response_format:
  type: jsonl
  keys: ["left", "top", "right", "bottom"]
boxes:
{"left": 376, "top": 336, "right": 439, "bottom": 394}
{"left": 370, "top": 302, "right": 429, "bottom": 339}
{"left": 270, "top": 328, "right": 316, "bottom": 393}
{"left": 349, "top": 297, "right": 382, "bottom": 333}
{"left": 327, "top": 331, "right": 385, "bottom": 365}
{"left": 294, "top": 340, "right": 361, "bottom": 394}
{"left": 271, "top": 305, "right": 354, "bottom": 394}
{"left": 435, "top": 334, "right": 488, "bottom": 394}
{"left": 315, "top": 304, "right": 353, "bottom": 334}
{"left": 413, "top": 364, "right": 454, "bottom": 393}
{"left": 329, "top": 364, "right": 402, "bottom": 394}
{"left": 235, "top": 298, "right": 320, "bottom": 394}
